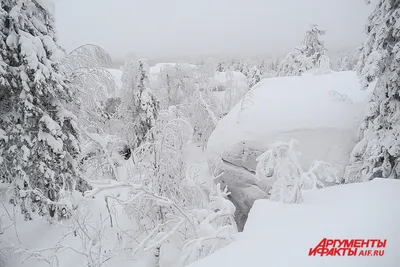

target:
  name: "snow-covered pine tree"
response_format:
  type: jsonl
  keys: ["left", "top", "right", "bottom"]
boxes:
{"left": 0, "top": 0, "right": 90, "bottom": 220}
{"left": 316, "top": 54, "right": 332, "bottom": 75}
{"left": 277, "top": 47, "right": 313, "bottom": 76}
{"left": 345, "top": 0, "right": 400, "bottom": 182}
{"left": 277, "top": 25, "right": 328, "bottom": 76}
{"left": 337, "top": 56, "right": 351, "bottom": 71}
{"left": 302, "top": 24, "right": 327, "bottom": 67}
{"left": 157, "top": 63, "right": 195, "bottom": 108}
{"left": 120, "top": 58, "right": 159, "bottom": 150}
{"left": 247, "top": 66, "right": 262, "bottom": 88}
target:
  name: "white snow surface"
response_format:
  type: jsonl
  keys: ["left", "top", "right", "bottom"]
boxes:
{"left": 106, "top": 68, "right": 123, "bottom": 88}
{"left": 149, "top": 63, "right": 196, "bottom": 75}
{"left": 188, "top": 179, "right": 400, "bottom": 267}
{"left": 207, "top": 71, "right": 371, "bottom": 175}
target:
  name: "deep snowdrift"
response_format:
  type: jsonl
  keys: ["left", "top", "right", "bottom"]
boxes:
{"left": 188, "top": 179, "right": 400, "bottom": 267}
{"left": 207, "top": 71, "right": 371, "bottom": 176}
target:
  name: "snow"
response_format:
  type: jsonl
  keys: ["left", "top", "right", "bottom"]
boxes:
{"left": 149, "top": 63, "right": 196, "bottom": 75}
{"left": 214, "top": 71, "right": 247, "bottom": 85}
{"left": 188, "top": 179, "right": 400, "bottom": 267}
{"left": 207, "top": 71, "right": 371, "bottom": 176}
{"left": 107, "top": 68, "right": 123, "bottom": 88}
{"left": 0, "top": 189, "right": 139, "bottom": 267}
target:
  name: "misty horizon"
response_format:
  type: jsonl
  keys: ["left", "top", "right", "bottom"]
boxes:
{"left": 54, "top": 0, "right": 375, "bottom": 61}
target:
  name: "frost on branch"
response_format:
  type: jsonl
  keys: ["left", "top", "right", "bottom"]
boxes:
{"left": 60, "top": 44, "right": 113, "bottom": 73}
{"left": 345, "top": 0, "right": 400, "bottom": 182}
{"left": 119, "top": 58, "right": 159, "bottom": 150}
{"left": 81, "top": 132, "right": 125, "bottom": 181}
{"left": 127, "top": 107, "right": 196, "bottom": 231}
{"left": 255, "top": 140, "right": 341, "bottom": 203}
{"left": 180, "top": 183, "right": 237, "bottom": 266}
{"left": 60, "top": 44, "right": 119, "bottom": 135}
{"left": 255, "top": 140, "right": 304, "bottom": 203}
{"left": 277, "top": 48, "right": 313, "bottom": 77}
{"left": 157, "top": 63, "right": 196, "bottom": 108}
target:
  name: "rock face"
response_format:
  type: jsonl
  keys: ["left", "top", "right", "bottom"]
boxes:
{"left": 211, "top": 142, "right": 268, "bottom": 231}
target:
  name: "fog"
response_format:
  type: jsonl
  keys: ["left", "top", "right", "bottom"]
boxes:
{"left": 55, "top": 0, "right": 375, "bottom": 60}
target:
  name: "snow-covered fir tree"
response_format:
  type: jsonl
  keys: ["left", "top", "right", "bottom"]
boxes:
{"left": 302, "top": 24, "right": 327, "bottom": 66}
{"left": 345, "top": 0, "right": 400, "bottom": 182}
{"left": 337, "top": 56, "right": 351, "bottom": 71}
{"left": 247, "top": 66, "right": 262, "bottom": 88}
{"left": 316, "top": 54, "right": 332, "bottom": 75}
{"left": 157, "top": 63, "right": 195, "bottom": 108}
{"left": 0, "top": 0, "right": 90, "bottom": 220}
{"left": 278, "top": 24, "right": 328, "bottom": 76}
{"left": 277, "top": 48, "right": 313, "bottom": 76}
{"left": 119, "top": 58, "right": 159, "bottom": 150}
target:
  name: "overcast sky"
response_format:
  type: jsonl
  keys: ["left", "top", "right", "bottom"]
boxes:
{"left": 54, "top": 0, "right": 375, "bottom": 60}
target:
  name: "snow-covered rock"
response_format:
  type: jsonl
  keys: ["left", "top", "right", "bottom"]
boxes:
{"left": 208, "top": 71, "right": 370, "bottom": 175}
{"left": 207, "top": 71, "right": 371, "bottom": 230}
{"left": 188, "top": 179, "right": 400, "bottom": 267}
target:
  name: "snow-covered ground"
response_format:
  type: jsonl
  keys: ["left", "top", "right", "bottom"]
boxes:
{"left": 207, "top": 71, "right": 372, "bottom": 176}
{"left": 188, "top": 179, "right": 400, "bottom": 267}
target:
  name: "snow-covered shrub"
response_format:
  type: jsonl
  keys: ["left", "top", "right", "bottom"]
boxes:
{"left": 315, "top": 55, "right": 332, "bottom": 75}
{"left": 182, "top": 66, "right": 220, "bottom": 148}
{"left": 80, "top": 132, "right": 125, "bottom": 181}
{"left": 128, "top": 107, "right": 197, "bottom": 231}
{"left": 255, "top": 140, "right": 343, "bottom": 202}
{"left": 255, "top": 140, "right": 304, "bottom": 203}
{"left": 277, "top": 48, "right": 313, "bottom": 76}
{"left": 60, "top": 44, "right": 119, "bottom": 135}
{"left": 218, "top": 70, "right": 249, "bottom": 116}
{"left": 61, "top": 44, "right": 113, "bottom": 72}
{"left": 307, "top": 160, "right": 341, "bottom": 188}
{"left": 157, "top": 64, "right": 196, "bottom": 108}
{"left": 180, "top": 183, "right": 237, "bottom": 266}
{"left": 337, "top": 56, "right": 351, "bottom": 71}
{"left": 0, "top": 0, "right": 90, "bottom": 220}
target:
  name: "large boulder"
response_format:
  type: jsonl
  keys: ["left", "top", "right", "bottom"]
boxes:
{"left": 207, "top": 71, "right": 371, "bottom": 230}
{"left": 211, "top": 141, "right": 268, "bottom": 231}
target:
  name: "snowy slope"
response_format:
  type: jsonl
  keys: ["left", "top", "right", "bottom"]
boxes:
{"left": 188, "top": 179, "right": 400, "bottom": 267}
{"left": 207, "top": 71, "right": 371, "bottom": 176}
